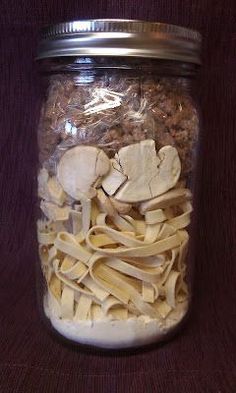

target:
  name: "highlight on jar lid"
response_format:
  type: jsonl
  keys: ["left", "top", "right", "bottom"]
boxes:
{"left": 37, "top": 19, "right": 202, "bottom": 64}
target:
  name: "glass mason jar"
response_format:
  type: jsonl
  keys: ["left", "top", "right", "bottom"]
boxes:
{"left": 36, "top": 20, "right": 201, "bottom": 349}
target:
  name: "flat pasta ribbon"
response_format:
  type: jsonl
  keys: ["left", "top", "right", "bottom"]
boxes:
{"left": 38, "top": 185, "right": 192, "bottom": 322}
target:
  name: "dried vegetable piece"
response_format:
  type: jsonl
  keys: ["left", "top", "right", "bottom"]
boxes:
{"left": 38, "top": 168, "right": 66, "bottom": 206}
{"left": 57, "top": 146, "right": 110, "bottom": 199}
{"left": 102, "top": 140, "right": 181, "bottom": 203}
{"left": 102, "top": 159, "right": 127, "bottom": 196}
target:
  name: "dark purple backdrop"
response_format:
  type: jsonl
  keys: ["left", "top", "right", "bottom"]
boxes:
{"left": 0, "top": 1, "right": 236, "bottom": 392}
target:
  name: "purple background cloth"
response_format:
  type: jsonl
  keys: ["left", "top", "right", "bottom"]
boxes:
{"left": 0, "top": 1, "right": 235, "bottom": 392}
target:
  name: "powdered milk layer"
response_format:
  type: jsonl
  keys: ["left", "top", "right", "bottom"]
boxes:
{"left": 44, "top": 295, "right": 188, "bottom": 349}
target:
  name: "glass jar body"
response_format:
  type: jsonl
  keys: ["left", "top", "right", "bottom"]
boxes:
{"left": 37, "top": 57, "right": 199, "bottom": 349}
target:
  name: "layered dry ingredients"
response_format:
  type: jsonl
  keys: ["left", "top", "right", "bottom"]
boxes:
{"left": 37, "top": 73, "right": 198, "bottom": 348}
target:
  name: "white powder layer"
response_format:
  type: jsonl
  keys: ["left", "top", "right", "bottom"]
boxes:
{"left": 44, "top": 295, "right": 188, "bottom": 349}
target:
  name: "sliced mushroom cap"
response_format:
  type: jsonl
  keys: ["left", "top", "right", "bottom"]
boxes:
{"left": 38, "top": 168, "right": 66, "bottom": 206}
{"left": 47, "top": 176, "right": 66, "bottom": 206}
{"left": 148, "top": 145, "right": 181, "bottom": 198}
{"left": 103, "top": 140, "right": 181, "bottom": 203}
{"left": 102, "top": 159, "right": 127, "bottom": 196}
{"left": 57, "top": 146, "right": 110, "bottom": 200}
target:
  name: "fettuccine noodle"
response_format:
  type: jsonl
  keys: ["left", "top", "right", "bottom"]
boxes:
{"left": 38, "top": 185, "right": 191, "bottom": 322}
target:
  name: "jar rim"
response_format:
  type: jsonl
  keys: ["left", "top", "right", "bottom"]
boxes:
{"left": 37, "top": 19, "right": 202, "bottom": 65}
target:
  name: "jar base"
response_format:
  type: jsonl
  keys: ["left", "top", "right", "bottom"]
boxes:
{"left": 44, "top": 294, "right": 188, "bottom": 349}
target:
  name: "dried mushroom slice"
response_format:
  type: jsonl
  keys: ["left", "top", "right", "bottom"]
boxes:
{"left": 102, "top": 140, "right": 181, "bottom": 203}
{"left": 47, "top": 176, "right": 66, "bottom": 206}
{"left": 57, "top": 146, "right": 110, "bottom": 200}
{"left": 38, "top": 168, "right": 66, "bottom": 206}
{"left": 102, "top": 158, "right": 127, "bottom": 196}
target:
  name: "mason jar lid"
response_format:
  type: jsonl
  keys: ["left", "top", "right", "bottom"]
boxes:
{"left": 37, "top": 19, "right": 202, "bottom": 64}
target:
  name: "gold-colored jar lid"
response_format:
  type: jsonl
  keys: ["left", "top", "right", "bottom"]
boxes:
{"left": 37, "top": 19, "right": 201, "bottom": 64}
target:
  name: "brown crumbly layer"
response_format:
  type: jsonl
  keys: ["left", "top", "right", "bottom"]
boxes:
{"left": 38, "top": 73, "right": 199, "bottom": 179}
